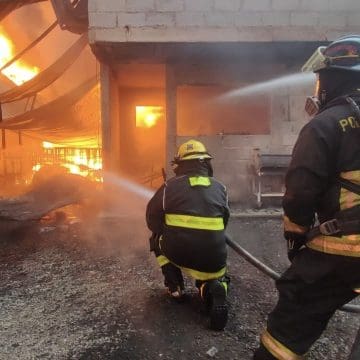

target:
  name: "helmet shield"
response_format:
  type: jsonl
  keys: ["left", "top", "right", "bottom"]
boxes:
{"left": 302, "top": 46, "right": 327, "bottom": 73}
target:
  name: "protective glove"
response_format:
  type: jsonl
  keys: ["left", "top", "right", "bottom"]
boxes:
{"left": 284, "top": 231, "right": 307, "bottom": 262}
{"left": 149, "top": 233, "right": 160, "bottom": 252}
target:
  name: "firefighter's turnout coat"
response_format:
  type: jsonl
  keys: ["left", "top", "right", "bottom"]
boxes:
{"left": 259, "top": 95, "right": 360, "bottom": 359}
{"left": 283, "top": 94, "right": 360, "bottom": 257}
{"left": 146, "top": 164, "right": 229, "bottom": 278}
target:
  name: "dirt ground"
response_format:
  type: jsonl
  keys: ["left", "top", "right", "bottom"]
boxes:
{"left": 0, "top": 213, "right": 359, "bottom": 360}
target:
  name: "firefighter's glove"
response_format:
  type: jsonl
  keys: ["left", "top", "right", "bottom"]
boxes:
{"left": 284, "top": 231, "right": 307, "bottom": 262}
{"left": 149, "top": 233, "right": 160, "bottom": 252}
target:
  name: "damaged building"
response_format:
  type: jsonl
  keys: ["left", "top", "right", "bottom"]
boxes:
{"left": 0, "top": 0, "right": 360, "bottom": 207}
{"left": 87, "top": 0, "right": 360, "bottom": 205}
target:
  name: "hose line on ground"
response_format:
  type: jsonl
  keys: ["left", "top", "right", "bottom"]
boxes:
{"left": 225, "top": 236, "right": 360, "bottom": 314}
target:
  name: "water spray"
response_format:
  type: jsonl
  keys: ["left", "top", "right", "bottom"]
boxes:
{"left": 219, "top": 72, "right": 316, "bottom": 100}
{"left": 103, "top": 171, "right": 154, "bottom": 200}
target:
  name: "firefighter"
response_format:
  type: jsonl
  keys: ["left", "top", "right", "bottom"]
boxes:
{"left": 146, "top": 139, "right": 230, "bottom": 331}
{"left": 253, "top": 35, "right": 360, "bottom": 359}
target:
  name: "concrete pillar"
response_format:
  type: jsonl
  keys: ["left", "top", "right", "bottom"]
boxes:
{"left": 165, "top": 64, "right": 177, "bottom": 177}
{"left": 100, "top": 62, "right": 120, "bottom": 173}
{"left": 100, "top": 63, "right": 112, "bottom": 172}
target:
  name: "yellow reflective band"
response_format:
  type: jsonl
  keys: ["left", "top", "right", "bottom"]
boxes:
{"left": 340, "top": 170, "right": 360, "bottom": 183}
{"left": 339, "top": 187, "right": 360, "bottom": 210}
{"left": 283, "top": 216, "right": 308, "bottom": 234}
{"left": 307, "top": 235, "right": 360, "bottom": 257}
{"left": 339, "top": 170, "right": 360, "bottom": 210}
{"left": 261, "top": 330, "right": 304, "bottom": 360}
{"left": 181, "top": 265, "right": 226, "bottom": 281}
{"left": 157, "top": 255, "right": 170, "bottom": 267}
{"left": 200, "top": 283, "right": 207, "bottom": 299}
{"left": 160, "top": 256, "right": 226, "bottom": 281}
{"left": 189, "top": 176, "right": 211, "bottom": 187}
{"left": 221, "top": 281, "right": 228, "bottom": 295}
{"left": 165, "top": 214, "right": 224, "bottom": 231}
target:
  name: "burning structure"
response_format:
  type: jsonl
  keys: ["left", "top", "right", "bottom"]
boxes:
{"left": 86, "top": 0, "right": 360, "bottom": 205}
{"left": 0, "top": 1, "right": 99, "bottom": 199}
{"left": 1, "top": 1, "right": 360, "bottom": 206}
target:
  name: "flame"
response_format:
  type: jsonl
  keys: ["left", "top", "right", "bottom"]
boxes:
{"left": 0, "top": 32, "right": 39, "bottom": 86}
{"left": 136, "top": 106, "right": 163, "bottom": 128}
{"left": 42, "top": 141, "right": 54, "bottom": 149}
{"left": 32, "top": 142, "right": 103, "bottom": 182}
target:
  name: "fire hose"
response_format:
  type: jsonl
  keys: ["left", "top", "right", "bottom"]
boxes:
{"left": 225, "top": 235, "right": 360, "bottom": 314}
{"left": 158, "top": 168, "right": 360, "bottom": 314}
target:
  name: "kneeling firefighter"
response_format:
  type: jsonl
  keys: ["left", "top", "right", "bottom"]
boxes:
{"left": 254, "top": 35, "right": 360, "bottom": 359}
{"left": 146, "top": 139, "right": 230, "bottom": 331}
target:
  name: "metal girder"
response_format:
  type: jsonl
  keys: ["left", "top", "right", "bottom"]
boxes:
{"left": 50, "top": 0, "right": 88, "bottom": 34}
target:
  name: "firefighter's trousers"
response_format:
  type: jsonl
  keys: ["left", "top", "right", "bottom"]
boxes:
{"left": 152, "top": 238, "right": 228, "bottom": 292}
{"left": 256, "top": 248, "right": 360, "bottom": 359}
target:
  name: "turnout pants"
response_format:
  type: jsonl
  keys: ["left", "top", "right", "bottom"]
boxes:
{"left": 151, "top": 235, "right": 228, "bottom": 292}
{"left": 256, "top": 248, "right": 360, "bottom": 359}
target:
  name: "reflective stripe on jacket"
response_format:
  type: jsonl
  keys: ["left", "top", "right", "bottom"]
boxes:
{"left": 307, "top": 170, "right": 360, "bottom": 257}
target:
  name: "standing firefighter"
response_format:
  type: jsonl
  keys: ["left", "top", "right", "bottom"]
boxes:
{"left": 146, "top": 139, "right": 230, "bottom": 331}
{"left": 254, "top": 35, "right": 360, "bottom": 359}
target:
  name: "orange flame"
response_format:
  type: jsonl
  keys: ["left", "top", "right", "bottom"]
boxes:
{"left": 0, "top": 32, "right": 39, "bottom": 86}
{"left": 136, "top": 106, "right": 164, "bottom": 128}
{"left": 32, "top": 142, "right": 103, "bottom": 182}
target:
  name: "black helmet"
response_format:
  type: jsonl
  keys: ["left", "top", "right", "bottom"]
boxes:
{"left": 302, "top": 35, "right": 360, "bottom": 108}
{"left": 302, "top": 35, "right": 360, "bottom": 73}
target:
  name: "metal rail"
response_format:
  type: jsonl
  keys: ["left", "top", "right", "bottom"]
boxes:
{"left": 225, "top": 236, "right": 360, "bottom": 314}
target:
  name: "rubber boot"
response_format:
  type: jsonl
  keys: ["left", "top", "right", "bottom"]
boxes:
{"left": 200, "top": 279, "right": 228, "bottom": 331}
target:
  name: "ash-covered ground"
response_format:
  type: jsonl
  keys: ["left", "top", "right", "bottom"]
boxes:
{"left": 0, "top": 211, "right": 358, "bottom": 360}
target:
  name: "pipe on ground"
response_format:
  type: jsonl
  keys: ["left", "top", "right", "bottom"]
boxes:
{"left": 225, "top": 236, "right": 360, "bottom": 314}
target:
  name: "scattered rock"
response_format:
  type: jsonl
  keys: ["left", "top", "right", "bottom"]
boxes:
{"left": 206, "top": 346, "right": 218, "bottom": 357}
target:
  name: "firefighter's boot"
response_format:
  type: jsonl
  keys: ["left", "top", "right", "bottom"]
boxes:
{"left": 199, "top": 279, "right": 228, "bottom": 331}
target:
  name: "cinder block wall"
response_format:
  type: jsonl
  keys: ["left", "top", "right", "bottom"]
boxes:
{"left": 177, "top": 83, "right": 310, "bottom": 205}
{"left": 89, "top": 0, "right": 360, "bottom": 205}
{"left": 89, "top": 0, "right": 360, "bottom": 42}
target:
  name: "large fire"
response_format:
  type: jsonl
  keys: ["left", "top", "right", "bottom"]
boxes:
{"left": 32, "top": 141, "right": 103, "bottom": 182}
{"left": 0, "top": 32, "right": 39, "bottom": 86}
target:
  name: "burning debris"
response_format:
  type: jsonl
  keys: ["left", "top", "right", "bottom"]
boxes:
{"left": 36, "top": 141, "right": 102, "bottom": 181}
{"left": 0, "top": 28, "right": 39, "bottom": 85}
{"left": 0, "top": 169, "right": 101, "bottom": 241}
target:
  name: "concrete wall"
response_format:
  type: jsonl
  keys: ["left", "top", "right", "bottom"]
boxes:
{"left": 103, "top": 60, "right": 312, "bottom": 204}
{"left": 190, "top": 82, "right": 310, "bottom": 205}
{"left": 188, "top": 92, "right": 309, "bottom": 205}
{"left": 89, "top": 0, "right": 360, "bottom": 43}
{"left": 91, "top": 0, "right": 360, "bottom": 205}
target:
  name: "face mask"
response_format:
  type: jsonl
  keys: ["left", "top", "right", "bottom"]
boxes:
{"left": 305, "top": 96, "right": 321, "bottom": 116}
{"left": 304, "top": 76, "right": 323, "bottom": 116}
